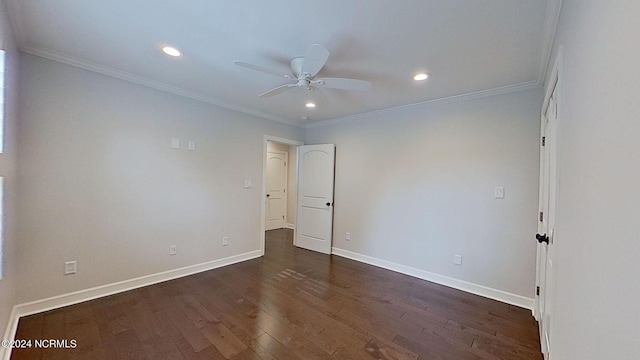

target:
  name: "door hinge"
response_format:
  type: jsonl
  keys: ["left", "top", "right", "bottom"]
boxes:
{"left": 283, "top": 189, "right": 285, "bottom": 193}
{"left": 541, "top": 136, "right": 546, "bottom": 146}
{"left": 539, "top": 212, "right": 544, "bottom": 222}
{"left": 536, "top": 286, "right": 540, "bottom": 296}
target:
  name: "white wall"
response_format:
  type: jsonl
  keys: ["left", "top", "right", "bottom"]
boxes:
{"left": 0, "top": 0, "right": 19, "bottom": 350}
{"left": 16, "top": 54, "right": 303, "bottom": 303}
{"left": 545, "top": 1, "right": 640, "bottom": 359}
{"left": 266, "top": 141, "right": 297, "bottom": 227}
{"left": 306, "top": 88, "right": 542, "bottom": 299}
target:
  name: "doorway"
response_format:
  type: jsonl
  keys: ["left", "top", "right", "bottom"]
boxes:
{"left": 265, "top": 148, "right": 287, "bottom": 231}
{"left": 261, "top": 136, "right": 337, "bottom": 257}
{"left": 261, "top": 136, "right": 303, "bottom": 255}
{"left": 265, "top": 145, "right": 290, "bottom": 230}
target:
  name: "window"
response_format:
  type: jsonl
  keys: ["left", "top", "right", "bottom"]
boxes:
{"left": 0, "top": 49, "right": 5, "bottom": 152}
{"left": 0, "top": 177, "right": 3, "bottom": 279}
{"left": 0, "top": 49, "right": 5, "bottom": 277}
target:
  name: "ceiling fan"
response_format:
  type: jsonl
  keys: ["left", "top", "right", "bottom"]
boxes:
{"left": 234, "top": 44, "right": 372, "bottom": 98}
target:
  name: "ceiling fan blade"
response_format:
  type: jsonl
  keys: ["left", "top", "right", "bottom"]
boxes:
{"left": 259, "top": 84, "right": 296, "bottom": 98}
{"left": 308, "top": 86, "right": 328, "bottom": 105}
{"left": 234, "top": 61, "right": 292, "bottom": 79}
{"left": 301, "top": 44, "right": 330, "bottom": 77}
{"left": 315, "top": 77, "right": 372, "bottom": 91}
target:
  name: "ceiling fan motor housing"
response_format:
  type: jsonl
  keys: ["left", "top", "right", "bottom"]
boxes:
{"left": 290, "top": 57, "right": 306, "bottom": 78}
{"left": 290, "top": 57, "right": 313, "bottom": 89}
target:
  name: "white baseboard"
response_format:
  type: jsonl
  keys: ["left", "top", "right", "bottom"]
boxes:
{"left": 0, "top": 307, "right": 20, "bottom": 360}
{"left": 285, "top": 223, "right": 295, "bottom": 230}
{"left": 331, "top": 247, "right": 534, "bottom": 311}
{"left": 0, "top": 250, "right": 261, "bottom": 360}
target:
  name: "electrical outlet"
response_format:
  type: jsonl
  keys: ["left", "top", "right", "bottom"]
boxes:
{"left": 345, "top": 232, "right": 351, "bottom": 241}
{"left": 170, "top": 245, "right": 177, "bottom": 255}
{"left": 454, "top": 254, "right": 462, "bottom": 266}
{"left": 494, "top": 186, "right": 505, "bottom": 199}
{"left": 222, "top": 236, "right": 229, "bottom": 246}
{"left": 64, "top": 261, "right": 77, "bottom": 275}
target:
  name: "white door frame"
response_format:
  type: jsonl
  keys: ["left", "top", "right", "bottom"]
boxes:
{"left": 261, "top": 135, "right": 303, "bottom": 256}
{"left": 535, "top": 47, "right": 562, "bottom": 359}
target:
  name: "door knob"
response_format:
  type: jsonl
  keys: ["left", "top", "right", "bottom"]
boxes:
{"left": 326, "top": 202, "right": 332, "bottom": 206}
{"left": 536, "top": 233, "right": 549, "bottom": 244}
{"left": 266, "top": 194, "right": 270, "bottom": 197}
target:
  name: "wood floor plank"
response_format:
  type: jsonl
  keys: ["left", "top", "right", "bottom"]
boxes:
{"left": 363, "top": 337, "right": 419, "bottom": 360}
{"left": 253, "top": 332, "right": 302, "bottom": 360}
{"left": 393, "top": 333, "right": 485, "bottom": 360}
{"left": 112, "top": 328, "right": 149, "bottom": 360}
{"left": 11, "top": 229, "right": 542, "bottom": 360}
{"left": 471, "top": 333, "right": 543, "bottom": 360}
{"left": 228, "top": 348, "right": 264, "bottom": 360}
{"left": 178, "top": 295, "right": 248, "bottom": 358}
{"left": 164, "top": 302, "right": 213, "bottom": 353}
{"left": 127, "top": 301, "right": 184, "bottom": 360}
{"left": 174, "top": 338, "right": 225, "bottom": 360}
{"left": 64, "top": 315, "right": 101, "bottom": 358}
{"left": 250, "top": 308, "right": 333, "bottom": 360}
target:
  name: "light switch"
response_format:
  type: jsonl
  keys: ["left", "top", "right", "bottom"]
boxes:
{"left": 171, "top": 138, "right": 180, "bottom": 149}
{"left": 244, "top": 180, "right": 252, "bottom": 189}
{"left": 494, "top": 186, "right": 505, "bottom": 199}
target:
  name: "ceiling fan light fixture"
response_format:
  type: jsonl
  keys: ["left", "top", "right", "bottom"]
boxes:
{"left": 305, "top": 102, "right": 316, "bottom": 108}
{"left": 235, "top": 44, "right": 372, "bottom": 99}
{"left": 161, "top": 46, "right": 182, "bottom": 57}
{"left": 413, "top": 72, "right": 430, "bottom": 81}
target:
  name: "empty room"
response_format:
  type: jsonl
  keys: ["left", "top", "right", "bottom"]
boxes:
{"left": 0, "top": 1, "right": 639, "bottom": 359}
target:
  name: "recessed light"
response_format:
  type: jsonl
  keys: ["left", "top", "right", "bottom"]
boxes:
{"left": 413, "top": 73, "right": 430, "bottom": 81}
{"left": 301, "top": 116, "right": 309, "bottom": 120}
{"left": 305, "top": 102, "right": 316, "bottom": 108}
{"left": 162, "top": 46, "right": 182, "bottom": 57}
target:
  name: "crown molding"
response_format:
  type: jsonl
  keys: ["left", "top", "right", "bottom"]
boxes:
{"left": 306, "top": 80, "right": 541, "bottom": 129}
{"left": 20, "top": 45, "right": 303, "bottom": 128}
{"left": 536, "top": 0, "right": 563, "bottom": 85}
{"left": 22, "top": 45, "right": 542, "bottom": 131}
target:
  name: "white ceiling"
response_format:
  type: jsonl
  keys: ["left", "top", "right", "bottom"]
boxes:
{"left": 6, "top": 0, "right": 554, "bottom": 125}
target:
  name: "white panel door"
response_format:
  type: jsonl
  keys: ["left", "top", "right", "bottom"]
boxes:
{"left": 266, "top": 151, "right": 287, "bottom": 230}
{"left": 536, "top": 78, "right": 558, "bottom": 358}
{"left": 296, "top": 144, "right": 335, "bottom": 254}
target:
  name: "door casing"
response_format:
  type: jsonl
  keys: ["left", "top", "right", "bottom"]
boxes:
{"left": 260, "top": 135, "right": 303, "bottom": 255}
{"left": 535, "top": 48, "right": 562, "bottom": 359}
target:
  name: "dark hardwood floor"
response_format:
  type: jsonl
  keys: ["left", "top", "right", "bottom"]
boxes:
{"left": 11, "top": 229, "right": 542, "bottom": 359}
